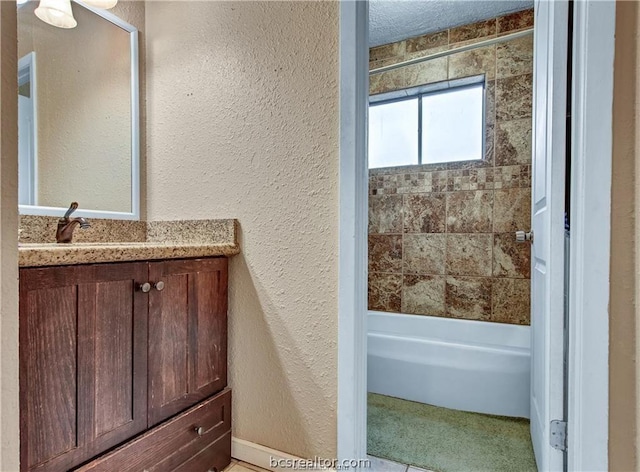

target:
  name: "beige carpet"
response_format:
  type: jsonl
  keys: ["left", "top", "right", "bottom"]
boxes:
{"left": 368, "top": 393, "right": 537, "bottom": 472}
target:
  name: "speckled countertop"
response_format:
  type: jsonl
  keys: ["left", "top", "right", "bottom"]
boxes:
{"left": 19, "top": 219, "right": 240, "bottom": 267}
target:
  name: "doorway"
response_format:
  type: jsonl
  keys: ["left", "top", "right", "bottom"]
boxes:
{"left": 337, "top": 1, "right": 614, "bottom": 470}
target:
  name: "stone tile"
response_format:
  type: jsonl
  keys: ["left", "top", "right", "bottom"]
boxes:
{"left": 493, "top": 232, "right": 531, "bottom": 278}
{"left": 369, "top": 195, "right": 403, "bottom": 233}
{"left": 405, "top": 31, "right": 448, "bottom": 58}
{"left": 486, "top": 80, "right": 496, "bottom": 126}
{"left": 498, "top": 9, "right": 535, "bottom": 35}
{"left": 227, "top": 464, "right": 260, "bottom": 472}
{"left": 495, "top": 119, "right": 532, "bottom": 166}
{"left": 485, "top": 123, "right": 495, "bottom": 165}
{"left": 494, "top": 165, "right": 527, "bottom": 189}
{"left": 497, "top": 35, "right": 534, "bottom": 79}
{"left": 368, "top": 272, "right": 402, "bottom": 312}
{"left": 404, "top": 233, "right": 446, "bottom": 275}
{"left": 370, "top": 41, "right": 406, "bottom": 62}
{"left": 446, "top": 234, "right": 493, "bottom": 277}
{"left": 450, "top": 19, "right": 497, "bottom": 45}
{"left": 446, "top": 191, "right": 493, "bottom": 233}
{"left": 368, "top": 234, "right": 403, "bottom": 273}
{"left": 402, "top": 275, "right": 446, "bottom": 316}
{"left": 367, "top": 456, "right": 407, "bottom": 472}
{"left": 370, "top": 68, "right": 405, "bottom": 95}
{"left": 496, "top": 74, "right": 533, "bottom": 121}
{"left": 405, "top": 57, "right": 448, "bottom": 87}
{"left": 494, "top": 188, "right": 531, "bottom": 233}
{"left": 445, "top": 276, "right": 492, "bottom": 320}
{"left": 403, "top": 193, "right": 446, "bottom": 233}
{"left": 492, "top": 278, "right": 530, "bottom": 324}
{"left": 223, "top": 459, "right": 238, "bottom": 472}
{"left": 430, "top": 170, "right": 451, "bottom": 191}
{"left": 448, "top": 45, "right": 496, "bottom": 81}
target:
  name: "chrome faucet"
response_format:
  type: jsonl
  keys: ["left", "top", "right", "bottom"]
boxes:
{"left": 56, "top": 202, "right": 91, "bottom": 243}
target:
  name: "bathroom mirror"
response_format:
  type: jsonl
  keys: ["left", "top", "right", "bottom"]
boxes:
{"left": 17, "top": 0, "right": 139, "bottom": 220}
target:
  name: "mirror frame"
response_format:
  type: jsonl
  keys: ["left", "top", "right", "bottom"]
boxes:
{"left": 18, "top": 0, "right": 140, "bottom": 220}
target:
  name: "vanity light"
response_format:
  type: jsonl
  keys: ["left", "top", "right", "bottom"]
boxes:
{"left": 82, "top": 0, "right": 117, "bottom": 9}
{"left": 34, "top": 0, "right": 77, "bottom": 29}
{"left": 33, "top": 0, "right": 117, "bottom": 30}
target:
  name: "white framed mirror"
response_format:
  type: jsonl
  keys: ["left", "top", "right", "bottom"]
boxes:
{"left": 17, "top": 0, "right": 140, "bottom": 220}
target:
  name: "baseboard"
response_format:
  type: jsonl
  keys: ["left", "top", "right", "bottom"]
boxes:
{"left": 231, "top": 437, "right": 336, "bottom": 471}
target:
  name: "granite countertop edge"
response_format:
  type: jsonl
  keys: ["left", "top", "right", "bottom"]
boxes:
{"left": 18, "top": 242, "right": 240, "bottom": 268}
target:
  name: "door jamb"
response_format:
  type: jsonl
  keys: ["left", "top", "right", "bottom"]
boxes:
{"left": 337, "top": 0, "right": 369, "bottom": 460}
{"left": 567, "top": 1, "right": 614, "bottom": 470}
{"left": 336, "top": 0, "right": 614, "bottom": 467}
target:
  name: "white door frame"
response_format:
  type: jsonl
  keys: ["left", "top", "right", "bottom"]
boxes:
{"left": 566, "top": 1, "right": 614, "bottom": 470}
{"left": 336, "top": 0, "right": 615, "bottom": 468}
{"left": 337, "top": 0, "right": 369, "bottom": 459}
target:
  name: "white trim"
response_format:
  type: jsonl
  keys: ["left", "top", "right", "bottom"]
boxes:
{"left": 231, "top": 437, "right": 305, "bottom": 472}
{"left": 19, "top": 1, "right": 141, "bottom": 221}
{"left": 337, "top": 0, "right": 369, "bottom": 462}
{"left": 231, "top": 438, "right": 336, "bottom": 472}
{"left": 567, "top": 1, "right": 614, "bottom": 470}
{"left": 18, "top": 204, "right": 139, "bottom": 220}
{"left": 18, "top": 51, "right": 37, "bottom": 206}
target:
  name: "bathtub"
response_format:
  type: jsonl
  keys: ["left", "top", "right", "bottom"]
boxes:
{"left": 367, "top": 311, "right": 531, "bottom": 418}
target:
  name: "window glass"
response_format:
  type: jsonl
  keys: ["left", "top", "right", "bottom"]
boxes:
{"left": 421, "top": 84, "right": 484, "bottom": 164}
{"left": 368, "top": 80, "right": 485, "bottom": 169}
{"left": 368, "top": 98, "right": 419, "bottom": 169}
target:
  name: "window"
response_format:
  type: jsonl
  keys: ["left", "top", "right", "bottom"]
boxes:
{"left": 368, "top": 81, "right": 485, "bottom": 169}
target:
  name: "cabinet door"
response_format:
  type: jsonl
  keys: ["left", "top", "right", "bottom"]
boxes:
{"left": 19, "top": 263, "right": 148, "bottom": 472}
{"left": 148, "top": 258, "right": 228, "bottom": 426}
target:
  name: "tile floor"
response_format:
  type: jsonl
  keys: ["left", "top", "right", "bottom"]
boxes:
{"left": 225, "top": 456, "right": 431, "bottom": 472}
{"left": 368, "top": 455, "right": 435, "bottom": 472}
{"left": 224, "top": 459, "right": 270, "bottom": 472}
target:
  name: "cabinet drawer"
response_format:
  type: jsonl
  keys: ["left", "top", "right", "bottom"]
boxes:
{"left": 76, "top": 389, "right": 232, "bottom": 472}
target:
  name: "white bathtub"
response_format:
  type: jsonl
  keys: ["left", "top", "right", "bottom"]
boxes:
{"left": 368, "top": 311, "right": 531, "bottom": 418}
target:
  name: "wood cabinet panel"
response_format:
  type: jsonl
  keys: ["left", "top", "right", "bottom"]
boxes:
{"left": 148, "top": 258, "right": 228, "bottom": 426}
{"left": 20, "top": 262, "right": 148, "bottom": 472}
{"left": 148, "top": 273, "right": 189, "bottom": 414}
{"left": 75, "top": 388, "right": 231, "bottom": 472}
{"left": 78, "top": 273, "right": 148, "bottom": 457}
{"left": 21, "top": 285, "right": 79, "bottom": 469}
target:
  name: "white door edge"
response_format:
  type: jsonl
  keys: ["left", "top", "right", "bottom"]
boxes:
{"left": 567, "top": 1, "right": 615, "bottom": 470}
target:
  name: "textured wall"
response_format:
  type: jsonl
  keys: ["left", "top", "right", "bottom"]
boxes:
{"left": 17, "top": 1, "right": 141, "bottom": 214}
{"left": 145, "top": 1, "right": 339, "bottom": 458}
{"left": 610, "top": 1, "right": 639, "bottom": 469}
{"left": 0, "top": 2, "right": 19, "bottom": 470}
{"left": 368, "top": 10, "right": 533, "bottom": 325}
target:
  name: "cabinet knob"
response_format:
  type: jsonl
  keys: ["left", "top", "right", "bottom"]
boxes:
{"left": 154, "top": 281, "right": 165, "bottom": 291}
{"left": 195, "top": 426, "right": 204, "bottom": 436}
{"left": 137, "top": 282, "right": 151, "bottom": 293}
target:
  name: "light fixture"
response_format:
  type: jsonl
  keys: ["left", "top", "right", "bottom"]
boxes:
{"left": 32, "top": 0, "right": 118, "bottom": 29}
{"left": 34, "top": 0, "right": 77, "bottom": 29}
{"left": 82, "top": 0, "right": 117, "bottom": 9}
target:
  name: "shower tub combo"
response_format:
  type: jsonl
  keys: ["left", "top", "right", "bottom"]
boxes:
{"left": 368, "top": 311, "right": 531, "bottom": 419}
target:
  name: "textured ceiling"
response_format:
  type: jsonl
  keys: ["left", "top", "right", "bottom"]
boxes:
{"left": 370, "top": 0, "right": 534, "bottom": 47}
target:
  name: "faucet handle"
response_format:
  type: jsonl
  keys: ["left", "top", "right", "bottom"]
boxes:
{"left": 63, "top": 202, "right": 79, "bottom": 220}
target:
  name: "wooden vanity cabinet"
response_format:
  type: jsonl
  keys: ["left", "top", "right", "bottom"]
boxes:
{"left": 19, "top": 257, "right": 230, "bottom": 472}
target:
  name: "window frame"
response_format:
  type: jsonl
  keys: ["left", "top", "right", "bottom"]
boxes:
{"left": 369, "top": 74, "right": 487, "bottom": 168}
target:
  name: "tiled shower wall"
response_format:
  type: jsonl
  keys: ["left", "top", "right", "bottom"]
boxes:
{"left": 368, "top": 9, "right": 533, "bottom": 325}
